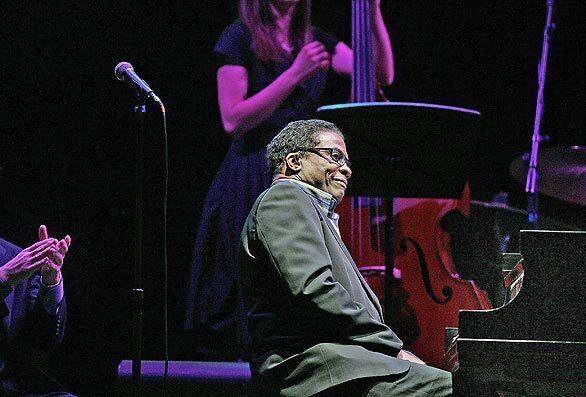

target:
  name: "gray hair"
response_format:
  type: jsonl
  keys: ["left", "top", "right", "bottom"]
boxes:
{"left": 266, "top": 119, "right": 344, "bottom": 177}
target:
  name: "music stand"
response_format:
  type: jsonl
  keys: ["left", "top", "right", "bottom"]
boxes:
{"left": 317, "top": 102, "right": 482, "bottom": 322}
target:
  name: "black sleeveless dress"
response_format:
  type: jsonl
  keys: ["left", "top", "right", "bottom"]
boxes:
{"left": 184, "top": 20, "right": 344, "bottom": 359}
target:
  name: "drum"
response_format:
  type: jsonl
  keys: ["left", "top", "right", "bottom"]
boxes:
{"left": 470, "top": 200, "right": 578, "bottom": 253}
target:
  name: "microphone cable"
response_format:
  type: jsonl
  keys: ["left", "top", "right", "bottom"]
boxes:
{"left": 157, "top": 101, "right": 170, "bottom": 396}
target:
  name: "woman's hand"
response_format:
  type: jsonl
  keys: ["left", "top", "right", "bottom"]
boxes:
{"left": 288, "top": 41, "right": 330, "bottom": 83}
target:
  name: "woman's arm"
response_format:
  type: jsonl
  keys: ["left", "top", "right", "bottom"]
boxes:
{"left": 218, "top": 65, "right": 300, "bottom": 137}
{"left": 218, "top": 42, "right": 331, "bottom": 137}
{"left": 371, "top": 0, "right": 394, "bottom": 85}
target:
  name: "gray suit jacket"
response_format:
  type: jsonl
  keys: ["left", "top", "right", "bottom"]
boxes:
{"left": 240, "top": 180, "right": 410, "bottom": 396}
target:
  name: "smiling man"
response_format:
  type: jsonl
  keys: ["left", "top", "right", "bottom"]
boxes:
{"left": 240, "top": 119, "right": 452, "bottom": 396}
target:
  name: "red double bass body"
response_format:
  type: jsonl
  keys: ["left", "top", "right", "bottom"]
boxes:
{"left": 342, "top": 0, "right": 491, "bottom": 369}
{"left": 340, "top": 188, "right": 492, "bottom": 369}
{"left": 390, "top": 189, "right": 492, "bottom": 367}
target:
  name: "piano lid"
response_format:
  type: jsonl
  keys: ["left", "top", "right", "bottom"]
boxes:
{"left": 458, "top": 230, "right": 586, "bottom": 342}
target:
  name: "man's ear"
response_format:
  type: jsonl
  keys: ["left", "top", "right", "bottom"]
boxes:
{"left": 285, "top": 152, "right": 302, "bottom": 172}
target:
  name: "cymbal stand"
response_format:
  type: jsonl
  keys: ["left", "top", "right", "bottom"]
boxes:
{"left": 526, "top": 0, "right": 556, "bottom": 224}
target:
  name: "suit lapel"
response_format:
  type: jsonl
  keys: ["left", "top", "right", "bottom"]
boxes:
{"left": 319, "top": 208, "right": 385, "bottom": 321}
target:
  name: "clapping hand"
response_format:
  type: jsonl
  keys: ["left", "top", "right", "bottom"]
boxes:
{"left": 0, "top": 225, "right": 70, "bottom": 287}
{"left": 39, "top": 225, "right": 71, "bottom": 287}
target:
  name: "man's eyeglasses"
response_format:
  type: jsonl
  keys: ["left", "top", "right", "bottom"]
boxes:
{"left": 297, "top": 147, "right": 351, "bottom": 169}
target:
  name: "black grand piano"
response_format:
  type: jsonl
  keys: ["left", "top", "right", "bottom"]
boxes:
{"left": 447, "top": 230, "right": 586, "bottom": 396}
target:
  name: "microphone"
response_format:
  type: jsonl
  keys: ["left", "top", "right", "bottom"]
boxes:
{"left": 114, "top": 62, "right": 162, "bottom": 106}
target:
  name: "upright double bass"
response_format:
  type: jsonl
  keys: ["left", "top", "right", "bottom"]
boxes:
{"left": 336, "top": 0, "right": 492, "bottom": 368}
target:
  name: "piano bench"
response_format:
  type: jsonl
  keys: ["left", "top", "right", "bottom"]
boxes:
{"left": 116, "top": 360, "right": 251, "bottom": 396}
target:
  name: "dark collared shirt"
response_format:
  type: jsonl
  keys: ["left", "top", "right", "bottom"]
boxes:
{"left": 275, "top": 178, "right": 341, "bottom": 234}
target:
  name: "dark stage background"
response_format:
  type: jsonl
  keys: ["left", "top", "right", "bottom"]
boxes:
{"left": 0, "top": 1, "right": 584, "bottom": 395}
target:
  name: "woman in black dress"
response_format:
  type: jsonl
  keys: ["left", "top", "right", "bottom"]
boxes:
{"left": 185, "top": 0, "right": 394, "bottom": 359}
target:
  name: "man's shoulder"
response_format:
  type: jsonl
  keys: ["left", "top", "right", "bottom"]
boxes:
{"left": 252, "top": 180, "right": 320, "bottom": 226}
{"left": 260, "top": 180, "right": 310, "bottom": 204}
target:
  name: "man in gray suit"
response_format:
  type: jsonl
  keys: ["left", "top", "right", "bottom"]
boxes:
{"left": 240, "top": 119, "right": 452, "bottom": 396}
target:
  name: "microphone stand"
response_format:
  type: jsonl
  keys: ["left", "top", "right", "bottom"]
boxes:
{"left": 132, "top": 93, "right": 146, "bottom": 396}
{"left": 526, "top": 0, "right": 555, "bottom": 224}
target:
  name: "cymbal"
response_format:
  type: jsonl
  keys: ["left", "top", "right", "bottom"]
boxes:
{"left": 510, "top": 146, "right": 586, "bottom": 206}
